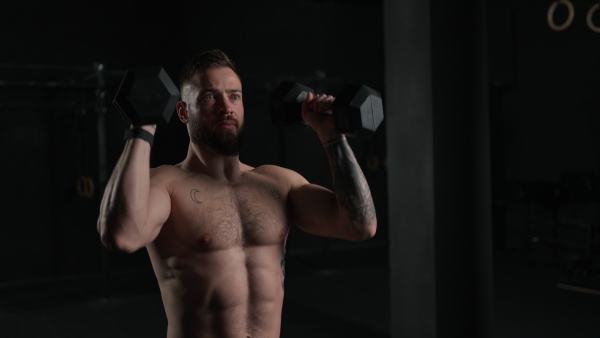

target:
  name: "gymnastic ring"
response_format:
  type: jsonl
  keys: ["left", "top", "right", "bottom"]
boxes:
{"left": 76, "top": 176, "right": 95, "bottom": 199}
{"left": 547, "top": 0, "right": 575, "bottom": 31}
{"left": 587, "top": 3, "right": 600, "bottom": 33}
{"left": 366, "top": 154, "right": 379, "bottom": 172}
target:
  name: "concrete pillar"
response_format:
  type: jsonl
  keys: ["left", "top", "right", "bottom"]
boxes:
{"left": 384, "top": 0, "right": 494, "bottom": 336}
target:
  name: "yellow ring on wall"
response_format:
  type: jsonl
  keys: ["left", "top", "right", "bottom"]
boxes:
{"left": 366, "top": 154, "right": 380, "bottom": 173}
{"left": 76, "top": 176, "right": 95, "bottom": 199}
{"left": 547, "top": 0, "right": 575, "bottom": 31}
{"left": 587, "top": 3, "right": 600, "bottom": 33}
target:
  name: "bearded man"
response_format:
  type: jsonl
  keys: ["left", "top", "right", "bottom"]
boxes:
{"left": 97, "top": 49, "right": 377, "bottom": 338}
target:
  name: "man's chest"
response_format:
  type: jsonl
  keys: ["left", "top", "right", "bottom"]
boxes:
{"left": 165, "top": 176, "right": 289, "bottom": 250}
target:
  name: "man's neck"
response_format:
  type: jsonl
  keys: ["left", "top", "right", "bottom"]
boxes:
{"left": 179, "top": 142, "right": 243, "bottom": 182}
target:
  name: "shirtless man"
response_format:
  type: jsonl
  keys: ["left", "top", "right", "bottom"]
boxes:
{"left": 97, "top": 49, "right": 377, "bottom": 338}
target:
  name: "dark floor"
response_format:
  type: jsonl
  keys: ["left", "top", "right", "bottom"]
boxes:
{"left": 1, "top": 246, "right": 600, "bottom": 338}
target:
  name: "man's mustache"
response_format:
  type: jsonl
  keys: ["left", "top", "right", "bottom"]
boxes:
{"left": 215, "top": 115, "right": 239, "bottom": 128}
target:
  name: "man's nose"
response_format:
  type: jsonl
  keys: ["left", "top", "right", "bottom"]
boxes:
{"left": 218, "top": 96, "right": 233, "bottom": 114}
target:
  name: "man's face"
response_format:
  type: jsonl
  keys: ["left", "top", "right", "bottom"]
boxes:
{"left": 183, "top": 67, "right": 245, "bottom": 156}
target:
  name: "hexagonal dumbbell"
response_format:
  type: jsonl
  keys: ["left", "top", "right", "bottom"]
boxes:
{"left": 113, "top": 67, "right": 180, "bottom": 126}
{"left": 269, "top": 81, "right": 384, "bottom": 138}
{"left": 269, "top": 82, "right": 314, "bottom": 131}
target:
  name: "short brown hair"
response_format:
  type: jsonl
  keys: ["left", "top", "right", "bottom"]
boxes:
{"left": 179, "top": 49, "right": 240, "bottom": 91}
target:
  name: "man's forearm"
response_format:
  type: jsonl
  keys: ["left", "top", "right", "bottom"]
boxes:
{"left": 323, "top": 136, "right": 377, "bottom": 231}
{"left": 98, "top": 128, "right": 154, "bottom": 250}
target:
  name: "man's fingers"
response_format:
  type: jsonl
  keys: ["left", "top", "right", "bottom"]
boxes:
{"left": 310, "top": 94, "right": 335, "bottom": 113}
{"left": 302, "top": 92, "right": 314, "bottom": 115}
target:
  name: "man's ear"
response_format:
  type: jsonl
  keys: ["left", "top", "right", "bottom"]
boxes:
{"left": 176, "top": 101, "right": 189, "bottom": 123}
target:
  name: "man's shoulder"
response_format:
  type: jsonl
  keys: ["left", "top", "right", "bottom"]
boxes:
{"left": 151, "top": 164, "right": 184, "bottom": 175}
{"left": 149, "top": 164, "right": 189, "bottom": 184}
{"left": 253, "top": 164, "right": 295, "bottom": 176}
{"left": 252, "top": 164, "right": 307, "bottom": 186}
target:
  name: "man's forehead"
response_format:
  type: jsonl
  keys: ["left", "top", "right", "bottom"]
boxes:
{"left": 181, "top": 68, "right": 241, "bottom": 100}
{"left": 191, "top": 67, "right": 241, "bottom": 86}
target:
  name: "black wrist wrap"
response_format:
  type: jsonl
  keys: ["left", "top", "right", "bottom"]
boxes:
{"left": 124, "top": 128, "right": 154, "bottom": 146}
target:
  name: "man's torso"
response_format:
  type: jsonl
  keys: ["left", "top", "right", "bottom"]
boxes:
{"left": 146, "top": 164, "right": 291, "bottom": 338}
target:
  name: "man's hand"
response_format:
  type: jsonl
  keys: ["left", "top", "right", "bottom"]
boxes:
{"left": 301, "top": 92, "right": 342, "bottom": 143}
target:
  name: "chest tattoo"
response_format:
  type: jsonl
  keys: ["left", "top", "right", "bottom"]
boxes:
{"left": 271, "top": 189, "right": 281, "bottom": 201}
{"left": 190, "top": 189, "right": 202, "bottom": 204}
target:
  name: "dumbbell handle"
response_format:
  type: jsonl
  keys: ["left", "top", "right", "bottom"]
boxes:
{"left": 269, "top": 81, "right": 383, "bottom": 138}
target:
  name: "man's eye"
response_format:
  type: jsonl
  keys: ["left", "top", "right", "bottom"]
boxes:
{"left": 203, "top": 93, "right": 215, "bottom": 100}
{"left": 231, "top": 94, "right": 241, "bottom": 100}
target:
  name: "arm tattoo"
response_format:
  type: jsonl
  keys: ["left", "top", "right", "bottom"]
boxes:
{"left": 323, "top": 137, "right": 376, "bottom": 227}
{"left": 280, "top": 250, "right": 286, "bottom": 290}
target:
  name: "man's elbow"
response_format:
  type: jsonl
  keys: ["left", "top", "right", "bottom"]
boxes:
{"left": 350, "top": 220, "right": 377, "bottom": 241}
{"left": 98, "top": 222, "right": 143, "bottom": 254}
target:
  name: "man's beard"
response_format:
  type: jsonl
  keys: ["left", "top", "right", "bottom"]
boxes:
{"left": 189, "top": 115, "right": 245, "bottom": 156}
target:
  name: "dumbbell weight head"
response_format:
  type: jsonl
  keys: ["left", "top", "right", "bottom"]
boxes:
{"left": 113, "top": 67, "right": 180, "bottom": 126}
{"left": 332, "top": 84, "right": 384, "bottom": 138}
{"left": 269, "top": 81, "right": 313, "bottom": 131}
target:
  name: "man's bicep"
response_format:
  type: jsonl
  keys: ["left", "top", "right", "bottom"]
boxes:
{"left": 289, "top": 183, "right": 346, "bottom": 239}
{"left": 144, "top": 184, "right": 171, "bottom": 242}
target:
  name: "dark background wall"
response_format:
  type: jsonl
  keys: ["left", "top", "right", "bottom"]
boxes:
{"left": 489, "top": 0, "right": 600, "bottom": 254}
{"left": 0, "top": 0, "right": 386, "bottom": 287}
{"left": 2, "top": 0, "right": 600, "bottom": 335}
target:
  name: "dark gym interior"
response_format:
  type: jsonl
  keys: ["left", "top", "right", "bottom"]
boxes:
{"left": 2, "top": 0, "right": 600, "bottom": 337}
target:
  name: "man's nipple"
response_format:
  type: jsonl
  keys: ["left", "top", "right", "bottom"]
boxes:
{"left": 198, "top": 233, "right": 212, "bottom": 246}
